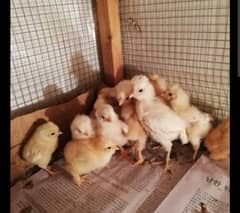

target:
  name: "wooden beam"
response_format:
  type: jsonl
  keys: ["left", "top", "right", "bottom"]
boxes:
{"left": 96, "top": 0, "right": 124, "bottom": 86}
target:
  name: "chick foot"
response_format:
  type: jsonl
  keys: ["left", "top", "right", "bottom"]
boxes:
{"left": 73, "top": 175, "right": 90, "bottom": 186}
{"left": 43, "top": 166, "right": 61, "bottom": 176}
{"left": 119, "top": 148, "right": 130, "bottom": 159}
{"left": 133, "top": 158, "right": 144, "bottom": 166}
{"left": 164, "top": 150, "right": 171, "bottom": 172}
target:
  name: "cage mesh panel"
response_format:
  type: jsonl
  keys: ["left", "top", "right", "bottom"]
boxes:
{"left": 11, "top": 0, "right": 101, "bottom": 118}
{"left": 120, "top": 0, "right": 229, "bottom": 119}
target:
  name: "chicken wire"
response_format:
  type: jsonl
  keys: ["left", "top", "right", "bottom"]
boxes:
{"left": 11, "top": 0, "right": 101, "bottom": 118}
{"left": 120, "top": 0, "right": 229, "bottom": 120}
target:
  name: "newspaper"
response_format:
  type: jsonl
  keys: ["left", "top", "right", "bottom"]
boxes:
{"left": 11, "top": 156, "right": 191, "bottom": 213}
{"left": 11, "top": 156, "right": 163, "bottom": 213}
{"left": 11, "top": 144, "right": 229, "bottom": 213}
{"left": 154, "top": 155, "right": 229, "bottom": 213}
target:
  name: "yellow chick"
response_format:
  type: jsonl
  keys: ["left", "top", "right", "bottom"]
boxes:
{"left": 113, "top": 80, "right": 148, "bottom": 165}
{"left": 70, "top": 114, "right": 95, "bottom": 140}
{"left": 95, "top": 103, "right": 129, "bottom": 156}
{"left": 22, "top": 121, "right": 62, "bottom": 175}
{"left": 64, "top": 137, "right": 119, "bottom": 186}
{"left": 204, "top": 117, "right": 229, "bottom": 161}
{"left": 167, "top": 84, "right": 213, "bottom": 160}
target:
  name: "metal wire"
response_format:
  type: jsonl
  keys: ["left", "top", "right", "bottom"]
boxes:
{"left": 11, "top": 0, "right": 230, "bottom": 120}
{"left": 11, "top": 0, "right": 101, "bottom": 118}
{"left": 120, "top": 0, "right": 229, "bottom": 119}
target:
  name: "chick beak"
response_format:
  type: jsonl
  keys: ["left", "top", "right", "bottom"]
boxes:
{"left": 129, "top": 93, "right": 134, "bottom": 99}
{"left": 116, "top": 145, "right": 121, "bottom": 150}
{"left": 118, "top": 99, "right": 124, "bottom": 106}
{"left": 58, "top": 131, "right": 63, "bottom": 135}
{"left": 105, "top": 117, "right": 112, "bottom": 122}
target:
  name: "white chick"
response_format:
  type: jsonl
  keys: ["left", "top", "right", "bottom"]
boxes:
{"left": 95, "top": 104, "right": 129, "bottom": 155}
{"left": 64, "top": 137, "right": 119, "bottom": 186}
{"left": 130, "top": 75, "right": 188, "bottom": 170}
{"left": 114, "top": 80, "right": 148, "bottom": 165}
{"left": 167, "top": 84, "right": 213, "bottom": 160}
{"left": 70, "top": 114, "right": 95, "bottom": 140}
{"left": 22, "top": 121, "right": 62, "bottom": 175}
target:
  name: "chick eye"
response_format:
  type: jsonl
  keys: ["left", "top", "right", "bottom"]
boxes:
{"left": 168, "top": 93, "right": 172, "bottom": 97}
{"left": 101, "top": 116, "right": 105, "bottom": 119}
{"left": 138, "top": 89, "right": 143, "bottom": 93}
{"left": 77, "top": 129, "right": 82, "bottom": 133}
{"left": 51, "top": 132, "right": 55, "bottom": 136}
{"left": 126, "top": 96, "right": 129, "bottom": 100}
{"left": 107, "top": 146, "right": 111, "bottom": 150}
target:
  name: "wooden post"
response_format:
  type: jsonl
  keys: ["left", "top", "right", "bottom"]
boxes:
{"left": 96, "top": 0, "right": 124, "bottom": 86}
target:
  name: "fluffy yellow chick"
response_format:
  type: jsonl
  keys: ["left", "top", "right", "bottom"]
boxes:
{"left": 148, "top": 74, "right": 169, "bottom": 104}
{"left": 113, "top": 80, "right": 148, "bottom": 165}
{"left": 64, "top": 137, "right": 119, "bottom": 186}
{"left": 95, "top": 104, "right": 129, "bottom": 156}
{"left": 130, "top": 75, "right": 188, "bottom": 170}
{"left": 22, "top": 121, "right": 62, "bottom": 175}
{"left": 167, "top": 84, "right": 213, "bottom": 160}
{"left": 70, "top": 114, "right": 95, "bottom": 140}
{"left": 204, "top": 117, "right": 229, "bottom": 161}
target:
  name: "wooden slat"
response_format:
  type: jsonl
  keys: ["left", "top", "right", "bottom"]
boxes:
{"left": 96, "top": 0, "right": 123, "bottom": 86}
{"left": 11, "top": 90, "right": 96, "bottom": 183}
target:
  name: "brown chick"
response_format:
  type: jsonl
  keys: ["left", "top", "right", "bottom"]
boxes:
{"left": 204, "top": 117, "right": 229, "bottom": 161}
{"left": 64, "top": 137, "right": 119, "bottom": 186}
{"left": 114, "top": 80, "right": 148, "bottom": 165}
{"left": 22, "top": 121, "right": 62, "bottom": 175}
{"left": 93, "top": 87, "right": 120, "bottom": 116}
{"left": 148, "top": 73, "right": 169, "bottom": 105}
{"left": 121, "top": 100, "right": 148, "bottom": 165}
{"left": 114, "top": 80, "right": 133, "bottom": 106}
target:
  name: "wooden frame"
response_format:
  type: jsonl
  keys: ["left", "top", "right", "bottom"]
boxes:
{"left": 96, "top": 0, "right": 123, "bottom": 86}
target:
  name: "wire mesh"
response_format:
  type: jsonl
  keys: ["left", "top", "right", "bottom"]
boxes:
{"left": 120, "top": 0, "right": 229, "bottom": 120}
{"left": 11, "top": 0, "right": 101, "bottom": 118}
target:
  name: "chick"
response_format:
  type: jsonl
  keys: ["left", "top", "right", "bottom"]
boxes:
{"left": 70, "top": 114, "right": 95, "bottom": 140}
{"left": 95, "top": 104, "right": 129, "bottom": 155}
{"left": 167, "top": 84, "right": 213, "bottom": 160}
{"left": 204, "top": 117, "right": 229, "bottom": 161}
{"left": 148, "top": 74, "right": 169, "bottom": 104}
{"left": 121, "top": 101, "right": 148, "bottom": 165}
{"left": 93, "top": 87, "right": 120, "bottom": 116}
{"left": 130, "top": 75, "right": 188, "bottom": 170}
{"left": 64, "top": 137, "right": 119, "bottom": 186}
{"left": 114, "top": 80, "right": 148, "bottom": 165}
{"left": 93, "top": 87, "right": 115, "bottom": 109}
{"left": 22, "top": 121, "right": 62, "bottom": 175}
{"left": 114, "top": 80, "right": 133, "bottom": 106}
